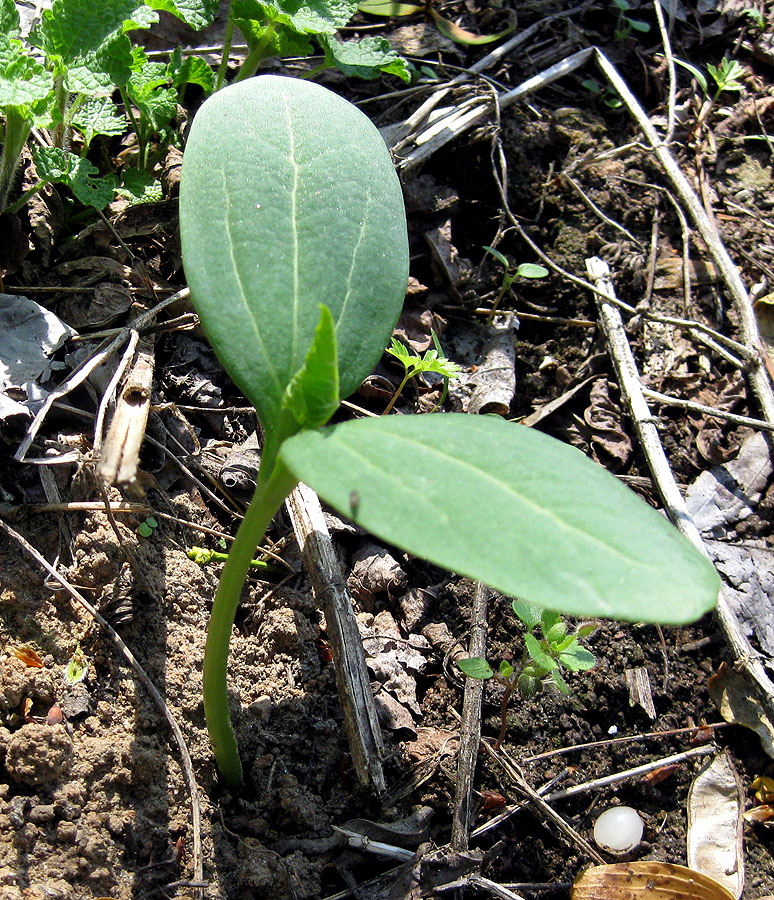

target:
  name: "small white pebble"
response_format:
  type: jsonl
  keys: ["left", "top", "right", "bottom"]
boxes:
{"left": 593, "top": 806, "right": 643, "bottom": 853}
{"left": 607, "top": 725, "right": 618, "bottom": 735}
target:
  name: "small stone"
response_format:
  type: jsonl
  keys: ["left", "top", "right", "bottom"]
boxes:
{"left": 56, "top": 822, "right": 77, "bottom": 843}
{"left": 27, "top": 805, "right": 56, "bottom": 824}
{"left": 248, "top": 696, "right": 273, "bottom": 719}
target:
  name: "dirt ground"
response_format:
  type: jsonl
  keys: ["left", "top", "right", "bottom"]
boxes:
{"left": 1, "top": 0, "right": 774, "bottom": 898}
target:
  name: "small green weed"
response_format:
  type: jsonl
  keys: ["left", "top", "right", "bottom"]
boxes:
{"left": 611, "top": 0, "right": 651, "bottom": 40}
{"left": 383, "top": 330, "right": 462, "bottom": 414}
{"left": 458, "top": 600, "right": 596, "bottom": 748}
{"left": 64, "top": 644, "right": 89, "bottom": 685}
{"left": 483, "top": 245, "right": 548, "bottom": 322}
{"left": 136, "top": 516, "right": 158, "bottom": 538}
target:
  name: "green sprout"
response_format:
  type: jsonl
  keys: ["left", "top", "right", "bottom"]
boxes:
{"left": 458, "top": 599, "right": 596, "bottom": 749}
{"left": 742, "top": 8, "right": 767, "bottom": 31}
{"left": 611, "top": 0, "right": 651, "bottom": 40}
{"left": 179, "top": 75, "right": 718, "bottom": 786}
{"left": 483, "top": 245, "right": 548, "bottom": 323}
{"left": 675, "top": 56, "right": 746, "bottom": 136}
{"left": 581, "top": 77, "right": 623, "bottom": 110}
{"left": 64, "top": 644, "right": 89, "bottom": 685}
{"left": 186, "top": 546, "right": 283, "bottom": 575}
{"left": 137, "top": 516, "right": 158, "bottom": 538}
{"left": 383, "top": 330, "right": 462, "bottom": 414}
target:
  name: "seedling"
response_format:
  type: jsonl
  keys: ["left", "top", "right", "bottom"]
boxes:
{"left": 674, "top": 56, "right": 746, "bottom": 136}
{"left": 64, "top": 644, "right": 88, "bottom": 685}
{"left": 180, "top": 75, "right": 719, "bottom": 785}
{"left": 742, "top": 8, "right": 767, "bottom": 32}
{"left": 483, "top": 245, "right": 548, "bottom": 323}
{"left": 458, "top": 599, "right": 596, "bottom": 749}
{"left": 581, "top": 77, "right": 623, "bottom": 110}
{"left": 186, "top": 546, "right": 283, "bottom": 575}
{"left": 383, "top": 330, "right": 462, "bottom": 414}
{"left": 610, "top": 0, "right": 651, "bottom": 41}
{"left": 136, "top": 516, "right": 158, "bottom": 538}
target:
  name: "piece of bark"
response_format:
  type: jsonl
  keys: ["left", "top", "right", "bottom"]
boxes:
{"left": 451, "top": 581, "right": 489, "bottom": 850}
{"left": 285, "top": 482, "right": 385, "bottom": 791}
{"left": 96, "top": 338, "right": 154, "bottom": 498}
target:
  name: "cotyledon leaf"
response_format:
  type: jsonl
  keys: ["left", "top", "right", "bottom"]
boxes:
{"left": 179, "top": 74, "right": 408, "bottom": 433}
{"left": 279, "top": 414, "right": 720, "bottom": 624}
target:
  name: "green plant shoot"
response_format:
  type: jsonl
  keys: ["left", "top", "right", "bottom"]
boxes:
{"left": 180, "top": 75, "right": 719, "bottom": 786}
{"left": 483, "top": 245, "right": 548, "bottom": 322}
{"left": 458, "top": 599, "right": 596, "bottom": 748}
{"left": 383, "top": 330, "right": 462, "bottom": 413}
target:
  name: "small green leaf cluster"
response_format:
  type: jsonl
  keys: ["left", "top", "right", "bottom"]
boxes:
{"left": 706, "top": 57, "right": 746, "bottom": 95}
{"left": 458, "top": 599, "right": 596, "bottom": 701}
{"left": 580, "top": 77, "right": 623, "bottom": 110}
{"left": 674, "top": 56, "right": 745, "bottom": 100}
{"left": 137, "top": 515, "right": 158, "bottom": 537}
{"left": 0, "top": 0, "right": 411, "bottom": 215}
{"left": 222, "top": 0, "right": 410, "bottom": 86}
{"left": 383, "top": 330, "right": 462, "bottom": 413}
{"left": 611, "top": 0, "right": 651, "bottom": 41}
{"left": 483, "top": 245, "right": 549, "bottom": 321}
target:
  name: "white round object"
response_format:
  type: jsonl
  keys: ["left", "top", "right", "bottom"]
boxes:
{"left": 593, "top": 806, "right": 644, "bottom": 853}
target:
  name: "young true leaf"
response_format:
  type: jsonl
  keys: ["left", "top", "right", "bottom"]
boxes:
{"left": 145, "top": 0, "right": 219, "bottom": 29}
{"left": 32, "top": 146, "right": 116, "bottom": 209}
{"left": 559, "top": 644, "right": 597, "bottom": 671}
{"left": 279, "top": 414, "right": 719, "bottom": 625}
{"left": 511, "top": 598, "right": 543, "bottom": 630}
{"left": 180, "top": 75, "right": 409, "bottom": 444}
{"left": 34, "top": 0, "right": 149, "bottom": 65}
{"left": 525, "top": 633, "right": 558, "bottom": 671}
{"left": 168, "top": 47, "right": 214, "bottom": 93}
{"left": 279, "top": 304, "right": 340, "bottom": 430}
{"left": 71, "top": 96, "right": 126, "bottom": 149}
{"left": 457, "top": 657, "right": 494, "bottom": 679}
{"left": 316, "top": 34, "right": 411, "bottom": 82}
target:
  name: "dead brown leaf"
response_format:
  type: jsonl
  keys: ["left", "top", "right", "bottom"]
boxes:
{"left": 572, "top": 861, "right": 736, "bottom": 900}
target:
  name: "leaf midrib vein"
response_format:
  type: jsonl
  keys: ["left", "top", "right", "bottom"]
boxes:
{"left": 327, "top": 427, "right": 659, "bottom": 571}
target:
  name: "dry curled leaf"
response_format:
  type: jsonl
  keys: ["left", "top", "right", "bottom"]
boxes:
{"left": 687, "top": 750, "right": 745, "bottom": 898}
{"left": 9, "top": 645, "right": 45, "bottom": 668}
{"left": 571, "top": 861, "right": 737, "bottom": 900}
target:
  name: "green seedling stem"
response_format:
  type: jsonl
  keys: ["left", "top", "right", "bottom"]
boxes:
{"left": 0, "top": 107, "right": 32, "bottom": 211}
{"left": 202, "top": 457, "right": 298, "bottom": 784}
{"left": 215, "top": 18, "right": 235, "bottom": 92}
{"left": 234, "top": 20, "right": 278, "bottom": 82}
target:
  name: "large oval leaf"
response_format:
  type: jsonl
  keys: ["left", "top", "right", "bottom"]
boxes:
{"left": 179, "top": 75, "right": 409, "bottom": 430}
{"left": 279, "top": 414, "right": 719, "bottom": 624}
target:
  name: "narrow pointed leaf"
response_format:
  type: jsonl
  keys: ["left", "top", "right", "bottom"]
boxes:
{"left": 279, "top": 414, "right": 719, "bottom": 624}
{"left": 280, "top": 304, "right": 339, "bottom": 429}
{"left": 180, "top": 75, "right": 409, "bottom": 433}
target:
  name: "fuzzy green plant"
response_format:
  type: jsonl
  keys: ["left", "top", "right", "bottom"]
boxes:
{"left": 179, "top": 75, "right": 719, "bottom": 786}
